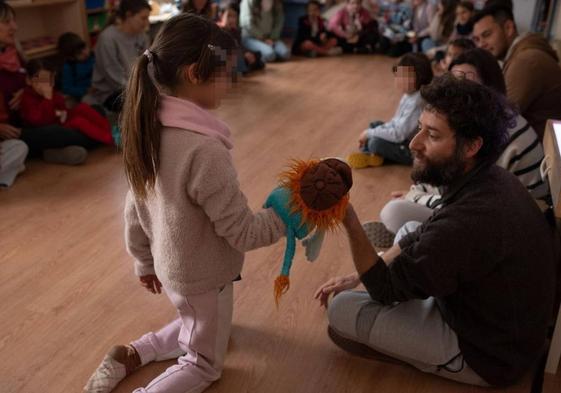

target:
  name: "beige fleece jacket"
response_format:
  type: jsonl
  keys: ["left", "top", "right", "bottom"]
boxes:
{"left": 125, "top": 127, "right": 285, "bottom": 296}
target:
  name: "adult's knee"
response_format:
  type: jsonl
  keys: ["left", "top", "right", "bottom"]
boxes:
{"left": 327, "top": 290, "right": 369, "bottom": 338}
{"left": 380, "top": 199, "right": 408, "bottom": 234}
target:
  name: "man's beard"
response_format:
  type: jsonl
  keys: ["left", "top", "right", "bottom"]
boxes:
{"left": 410, "top": 148, "right": 466, "bottom": 187}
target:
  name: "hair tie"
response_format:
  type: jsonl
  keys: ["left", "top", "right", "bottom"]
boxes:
{"left": 143, "top": 49, "right": 153, "bottom": 63}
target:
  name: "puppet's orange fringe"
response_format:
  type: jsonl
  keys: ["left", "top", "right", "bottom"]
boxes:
{"left": 274, "top": 275, "right": 290, "bottom": 307}
{"left": 278, "top": 159, "right": 349, "bottom": 231}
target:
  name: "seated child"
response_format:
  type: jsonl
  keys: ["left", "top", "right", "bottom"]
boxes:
{"left": 218, "top": 4, "right": 265, "bottom": 74}
{"left": 0, "top": 94, "right": 27, "bottom": 187}
{"left": 57, "top": 32, "right": 95, "bottom": 102}
{"left": 328, "top": 0, "right": 378, "bottom": 54}
{"left": 433, "top": 37, "right": 475, "bottom": 76}
{"left": 19, "top": 60, "right": 113, "bottom": 145}
{"left": 292, "top": 0, "right": 341, "bottom": 57}
{"left": 450, "top": 0, "right": 474, "bottom": 40}
{"left": 377, "top": 0, "right": 413, "bottom": 57}
{"left": 347, "top": 53, "right": 432, "bottom": 168}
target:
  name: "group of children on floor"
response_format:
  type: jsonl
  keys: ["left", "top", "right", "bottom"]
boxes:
{"left": 80, "top": 1, "right": 559, "bottom": 390}
{"left": 0, "top": 0, "right": 541, "bottom": 189}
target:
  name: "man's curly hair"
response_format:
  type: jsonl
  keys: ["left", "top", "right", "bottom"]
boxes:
{"left": 420, "top": 74, "right": 514, "bottom": 163}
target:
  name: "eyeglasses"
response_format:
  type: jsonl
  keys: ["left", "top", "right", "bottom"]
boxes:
{"left": 450, "top": 69, "right": 477, "bottom": 80}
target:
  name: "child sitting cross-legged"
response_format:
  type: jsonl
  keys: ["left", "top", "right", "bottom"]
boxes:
{"left": 292, "top": 0, "right": 341, "bottom": 57}
{"left": 347, "top": 53, "right": 433, "bottom": 168}
{"left": 19, "top": 59, "right": 113, "bottom": 146}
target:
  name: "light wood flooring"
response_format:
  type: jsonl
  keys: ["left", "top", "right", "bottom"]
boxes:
{"left": 1, "top": 55, "right": 560, "bottom": 393}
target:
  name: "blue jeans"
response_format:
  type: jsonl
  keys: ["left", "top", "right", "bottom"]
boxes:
{"left": 241, "top": 37, "right": 290, "bottom": 62}
{"left": 362, "top": 121, "right": 412, "bottom": 165}
{"left": 362, "top": 136, "right": 412, "bottom": 165}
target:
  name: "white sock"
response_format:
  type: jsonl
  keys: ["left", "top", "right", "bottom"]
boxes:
{"left": 83, "top": 354, "right": 127, "bottom": 393}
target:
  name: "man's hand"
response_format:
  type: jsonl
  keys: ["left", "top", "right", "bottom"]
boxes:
{"left": 314, "top": 273, "right": 360, "bottom": 308}
{"left": 0, "top": 123, "right": 21, "bottom": 140}
{"left": 139, "top": 274, "right": 162, "bottom": 294}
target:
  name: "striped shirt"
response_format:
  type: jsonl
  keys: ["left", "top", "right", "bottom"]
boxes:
{"left": 405, "top": 114, "right": 548, "bottom": 207}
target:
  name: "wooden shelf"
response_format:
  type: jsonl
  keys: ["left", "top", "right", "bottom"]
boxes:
{"left": 24, "top": 44, "right": 57, "bottom": 59}
{"left": 8, "top": 0, "right": 76, "bottom": 9}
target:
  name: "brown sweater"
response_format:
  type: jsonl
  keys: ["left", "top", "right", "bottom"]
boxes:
{"left": 503, "top": 33, "right": 561, "bottom": 139}
{"left": 125, "top": 127, "right": 285, "bottom": 296}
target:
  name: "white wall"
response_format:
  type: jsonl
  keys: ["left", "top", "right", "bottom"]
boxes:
{"left": 513, "top": 0, "right": 539, "bottom": 33}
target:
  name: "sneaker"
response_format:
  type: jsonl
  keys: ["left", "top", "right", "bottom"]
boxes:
{"left": 83, "top": 345, "right": 141, "bottom": 393}
{"left": 327, "top": 46, "right": 343, "bottom": 56}
{"left": 43, "top": 146, "right": 87, "bottom": 165}
{"left": 362, "top": 221, "right": 395, "bottom": 249}
{"left": 327, "top": 326, "right": 410, "bottom": 367}
{"left": 347, "top": 152, "right": 384, "bottom": 169}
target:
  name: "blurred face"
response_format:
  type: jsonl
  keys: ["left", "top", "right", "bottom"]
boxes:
{"left": 393, "top": 65, "right": 417, "bottom": 94}
{"left": 456, "top": 5, "right": 472, "bottom": 25}
{"left": 224, "top": 9, "right": 238, "bottom": 29}
{"left": 412, "top": 0, "right": 425, "bottom": 7}
{"left": 450, "top": 63, "right": 482, "bottom": 84}
{"left": 307, "top": 3, "right": 321, "bottom": 18}
{"left": 409, "top": 110, "right": 465, "bottom": 186}
{"left": 442, "top": 44, "right": 463, "bottom": 70}
{"left": 473, "top": 15, "right": 515, "bottom": 59}
{"left": 27, "top": 69, "right": 55, "bottom": 87}
{"left": 347, "top": 0, "right": 361, "bottom": 14}
{"left": 124, "top": 8, "right": 150, "bottom": 34}
{"left": 0, "top": 14, "right": 17, "bottom": 46}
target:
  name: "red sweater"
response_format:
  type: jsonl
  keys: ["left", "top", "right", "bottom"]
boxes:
{"left": 20, "top": 86, "right": 67, "bottom": 127}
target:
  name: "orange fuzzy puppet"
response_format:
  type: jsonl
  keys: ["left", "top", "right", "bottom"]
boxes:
{"left": 264, "top": 158, "right": 353, "bottom": 305}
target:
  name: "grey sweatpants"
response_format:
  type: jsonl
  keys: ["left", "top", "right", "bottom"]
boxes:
{"left": 327, "top": 292, "right": 490, "bottom": 386}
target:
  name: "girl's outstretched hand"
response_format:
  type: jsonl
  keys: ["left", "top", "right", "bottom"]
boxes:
{"left": 314, "top": 273, "right": 360, "bottom": 308}
{"left": 139, "top": 274, "right": 162, "bottom": 294}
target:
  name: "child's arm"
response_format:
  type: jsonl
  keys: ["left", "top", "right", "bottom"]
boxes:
{"left": 186, "top": 142, "right": 286, "bottom": 253}
{"left": 124, "top": 192, "right": 156, "bottom": 277}
{"left": 366, "top": 94, "right": 423, "bottom": 143}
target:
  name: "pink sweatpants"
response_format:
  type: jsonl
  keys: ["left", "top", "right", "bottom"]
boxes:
{"left": 131, "top": 283, "right": 233, "bottom": 393}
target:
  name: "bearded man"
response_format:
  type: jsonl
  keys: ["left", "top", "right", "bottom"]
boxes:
{"left": 316, "top": 75, "right": 557, "bottom": 387}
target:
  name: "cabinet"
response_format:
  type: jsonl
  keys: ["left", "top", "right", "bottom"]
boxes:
{"left": 9, "top": 0, "right": 88, "bottom": 59}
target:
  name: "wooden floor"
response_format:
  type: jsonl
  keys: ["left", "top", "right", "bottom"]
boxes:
{"left": 1, "top": 56, "right": 560, "bottom": 393}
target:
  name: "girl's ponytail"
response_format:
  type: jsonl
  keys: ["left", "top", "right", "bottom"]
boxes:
{"left": 121, "top": 14, "right": 237, "bottom": 200}
{"left": 122, "top": 52, "right": 161, "bottom": 200}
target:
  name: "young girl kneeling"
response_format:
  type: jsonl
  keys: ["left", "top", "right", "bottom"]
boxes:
{"left": 84, "top": 14, "right": 286, "bottom": 393}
